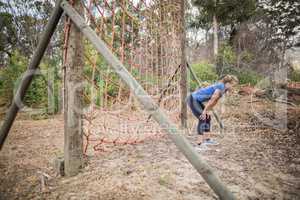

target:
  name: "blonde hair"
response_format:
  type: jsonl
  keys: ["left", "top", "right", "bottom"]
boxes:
{"left": 221, "top": 75, "right": 239, "bottom": 84}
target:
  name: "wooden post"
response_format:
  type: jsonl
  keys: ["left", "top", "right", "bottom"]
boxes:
{"left": 60, "top": 1, "right": 236, "bottom": 199}
{"left": 180, "top": 0, "right": 188, "bottom": 128}
{"left": 63, "top": 0, "right": 84, "bottom": 177}
{"left": 0, "top": 0, "right": 63, "bottom": 150}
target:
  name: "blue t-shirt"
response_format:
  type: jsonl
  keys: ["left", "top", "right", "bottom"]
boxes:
{"left": 192, "top": 82, "right": 225, "bottom": 103}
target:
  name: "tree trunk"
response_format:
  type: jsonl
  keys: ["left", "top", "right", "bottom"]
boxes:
{"left": 64, "top": 0, "right": 84, "bottom": 177}
{"left": 47, "top": 66, "right": 55, "bottom": 114}
{"left": 213, "top": 14, "right": 218, "bottom": 61}
{"left": 180, "top": 0, "right": 187, "bottom": 128}
{"left": 280, "top": 40, "right": 287, "bottom": 69}
{"left": 205, "top": 28, "right": 209, "bottom": 58}
{"left": 236, "top": 37, "right": 241, "bottom": 68}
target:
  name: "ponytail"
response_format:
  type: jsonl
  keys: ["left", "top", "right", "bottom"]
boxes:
{"left": 220, "top": 75, "right": 239, "bottom": 84}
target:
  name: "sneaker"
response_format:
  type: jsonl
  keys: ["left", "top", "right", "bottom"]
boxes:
{"left": 195, "top": 144, "right": 209, "bottom": 152}
{"left": 203, "top": 139, "right": 219, "bottom": 146}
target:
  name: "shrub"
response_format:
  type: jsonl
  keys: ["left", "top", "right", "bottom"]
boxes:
{"left": 0, "top": 51, "right": 52, "bottom": 109}
{"left": 216, "top": 43, "right": 237, "bottom": 75}
{"left": 238, "top": 69, "right": 262, "bottom": 85}
{"left": 188, "top": 62, "right": 218, "bottom": 91}
{"left": 0, "top": 51, "right": 28, "bottom": 104}
{"left": 290, "top": 69, "right": 300, "bottom": 82}
{"left": 240, "top": 50, "right": 254, "bottom": 64}
{"left": 222, "top": 66, "right": 262, "bottom": 86}
{"left": 218, "top": 44, "right": 237, "bottom": 65}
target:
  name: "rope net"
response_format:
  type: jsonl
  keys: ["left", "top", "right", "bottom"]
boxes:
{"left": 63, "top": 0, "right": 183, "bottom": 154}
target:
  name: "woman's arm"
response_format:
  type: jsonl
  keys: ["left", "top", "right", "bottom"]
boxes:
{"left": 200, "top": 89, "right": 222, "bottom": 119}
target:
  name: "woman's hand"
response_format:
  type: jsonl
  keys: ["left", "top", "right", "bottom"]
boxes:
{"left": 199, "top": 110, "right": 208, "bottom": 120}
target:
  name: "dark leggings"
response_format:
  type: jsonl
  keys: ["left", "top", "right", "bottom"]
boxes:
{"left": 186, "top": 94, "right": 211, "bottom": 135}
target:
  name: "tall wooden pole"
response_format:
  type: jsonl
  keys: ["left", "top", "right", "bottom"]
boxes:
{"left": 60, "top": 2, "right": 236, "bottom": 198}
{"left": 64, "top": 0, "right": 84, "bottom": 176}
{"left": 0, "top": 0, "right": 63, "bottom": 150}
{"left": 213, "top": 0, "right": 219, "bottom": 64}
{"left": 180, "top": 0, "right": 188, "bottom": 128}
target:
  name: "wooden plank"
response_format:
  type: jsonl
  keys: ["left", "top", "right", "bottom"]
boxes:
{"left": 60, "top": 1, "right": 236, "bottom": 199}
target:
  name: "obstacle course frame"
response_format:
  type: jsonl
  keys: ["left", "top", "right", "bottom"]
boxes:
{"left": 0, "top": 0, "right": 235, "bottom": 199}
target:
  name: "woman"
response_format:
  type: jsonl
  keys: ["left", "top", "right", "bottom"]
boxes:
{"left": 187, "top": 75, "right": 238, "bottom": 146}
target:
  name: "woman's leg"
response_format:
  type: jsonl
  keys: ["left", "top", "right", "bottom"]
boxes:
{"left": 197, "top": 120, "right": 205, "bottom": 144}
{"left": 186, "top": 95, "right": 205, "bottom": 144}
{"left": 186, "top": 94, "right": 202, "bottom": 119}
{"left": 198, "top": 103, "right": 212, "bottom": 143}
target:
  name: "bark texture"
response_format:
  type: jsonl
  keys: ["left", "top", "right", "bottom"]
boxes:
{"left": 213, "top": 14, "right": 218, "bottom": 60}
{"left": 64, "top": 0, "right": 84, "bottom": 177}
{"left": 180, "top": 0, "right": 188, "bottom": 128}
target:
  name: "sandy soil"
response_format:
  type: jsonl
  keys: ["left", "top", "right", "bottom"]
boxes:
{"left": 0, "top": 96, "right": 299, "bottom": 200}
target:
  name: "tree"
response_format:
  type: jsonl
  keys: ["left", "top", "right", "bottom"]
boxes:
{"left": 190, "top": 0, "right": 257, "bottom": 44}
{"left": 0, "top": 0, "right": 63, "bottom": 66}
{"left": 0, "top": 2, "right": 17, "bottom": 66}
{"left": 259, "top": 0, "right": 300, "bottom": 68}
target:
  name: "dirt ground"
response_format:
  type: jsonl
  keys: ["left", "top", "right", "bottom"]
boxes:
{"left": 0, "top": 95, "right": 299, "bottom": 200}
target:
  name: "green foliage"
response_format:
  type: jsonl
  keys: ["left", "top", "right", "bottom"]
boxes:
{"left": 106, "top": 72, "right": 120, "bottom": 98}
{"left": 239, "top": 50, "right": 254, "bottom": 64}
{"left": 217, "top": 44, "right": 237, "bottom": 65}
{"left": 0, "top": 51, "right": 27, "bottom": 104}
{"left": 191, "top": 0, "right": 257, "bottom": 29}
{"left": 216, "top": 43, "right": 235, "bottom": 75}
{"left": 216, "top": 43, "right": 263, "bottom": 85}
{"left": 23, "top": 75, "right": 47, "bottom": 107}
{"left": 256, "top": 77, "right": 271, "bottom": 89}
{"left": 83, "top": 43, "right": 121, "bottom": 106}
{"left": 83, "top": 40, "right": 164, "bottom": 106}
{"left": 222, "top": 66, "right": 262, "bottom": 86}
{"left": 0, "top": 0, "right": 57, "bottom": 65}
{"left": 217, "top": 43, "right": 258, "bottom": 74}
{"left": 290, "top": 70, "right": 300, "bottom": 82}
{"left": 0, "top": 51, "right": 53, "bottom": 109}
{"left": 188, "top": 62, "right": 218, "bottom": 90}
{"left": 237, "top": 69, "right": 262, "bottom": 86}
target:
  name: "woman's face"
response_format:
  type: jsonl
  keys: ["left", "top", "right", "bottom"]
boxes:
{"left": 225, "top": 82, "right": 236, "bottom": 93}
